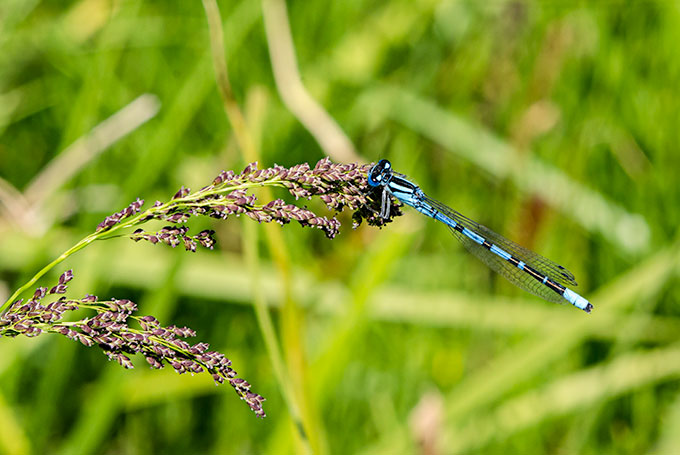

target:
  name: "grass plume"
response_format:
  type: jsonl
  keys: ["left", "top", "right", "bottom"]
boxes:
{"left": 1, "top": 159, "right": 400, "bottom": 418}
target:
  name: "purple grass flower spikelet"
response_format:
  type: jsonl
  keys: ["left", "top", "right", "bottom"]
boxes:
{"left": 195, "top": 230, "right": 216, "bottom": 249}
{"left": 96, "top": 198, "right": 144, "bottom": 232}
{"left": 0, "top": 271, "right": 266, "bottom": 418}
{"left": 173, "top": 186, "right": 190, "bottom": 200}
{"left": 33, "top": 287, "right": 47, "bottom": 300}
{"left": 59, "top": 269, "right": 74, "bottom": 284}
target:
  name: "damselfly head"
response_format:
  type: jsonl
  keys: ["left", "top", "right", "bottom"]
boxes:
{"left": 367, "top": 159, "right": 392, "bottom": 187}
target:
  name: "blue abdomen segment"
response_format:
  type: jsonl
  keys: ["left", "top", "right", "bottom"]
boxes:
{"left": 562, "top": 288, "right": 593, "bottom": 312}
{"left": 490, "top": 244, "right": 512, "bottom": 261}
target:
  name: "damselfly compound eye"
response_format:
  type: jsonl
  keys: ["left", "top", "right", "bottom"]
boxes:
{"left": 368, "top": 160, "right": 390, "bottom": 187}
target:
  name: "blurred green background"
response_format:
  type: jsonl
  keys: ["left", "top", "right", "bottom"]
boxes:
{"left": 1, "top": 0, "right": 679, "bottom": 454}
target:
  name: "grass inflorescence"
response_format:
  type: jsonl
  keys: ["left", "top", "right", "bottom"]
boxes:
{"left": 91, "top": 158, "right": 399, "bottom": 248}
{"left": 0, "top": 270, "right": 267, "bottom": 417}
{"left": 1, "top": 158, "right": 401, "bottom": 418}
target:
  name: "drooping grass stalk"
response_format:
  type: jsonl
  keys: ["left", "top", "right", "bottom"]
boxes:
{"left": 1, "top": 270, "right": 267, "bottom": 416}
{"left": 1, "top": 157, "right": 400, "bottom": 418}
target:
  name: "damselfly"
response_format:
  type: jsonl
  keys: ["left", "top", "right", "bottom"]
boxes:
{"left": 367, "top": 159, "right": 593, "bottom": 313}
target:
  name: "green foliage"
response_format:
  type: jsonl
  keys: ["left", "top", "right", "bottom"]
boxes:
{"left": 1, "top": 0, "right": 679, "bottom": 454}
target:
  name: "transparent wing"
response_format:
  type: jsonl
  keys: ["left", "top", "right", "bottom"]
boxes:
{"left": 424, "top": 195, "right": 577, "bottom": 286}
{"left": 423, "top": 195, "right": 577, "bottom": 302}
{"left": 448, "top": 224, "right": 568, "bottom": 303}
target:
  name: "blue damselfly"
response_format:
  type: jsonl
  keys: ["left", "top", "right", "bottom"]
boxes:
{"left": 367, "top": 159, "right": 593, "bottom": 313}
